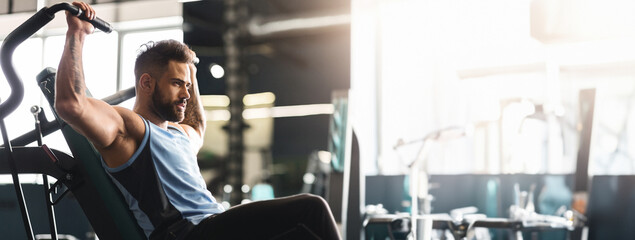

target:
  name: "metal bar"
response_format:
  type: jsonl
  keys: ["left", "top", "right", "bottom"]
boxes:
{"left": 248, "top": 13, "right": 350, "bottom": 39}
{"left": 116, "top": 33, "right": 124, "bottom": 91}
{"left": 4, "top": 120, "right": 59, "bottom": 147}
{"left": 42, "top": 176, "right": 58, "bottom": 239}
{"left": 224, "top": 0, "right": 248, "bottom": 206}
{"left": 33, "top": 106, "right": 58, "bottom": 240}
{"left": 0, "top": 118, "right": 34, "bottom": 240}
{"left": 574, "top": 89, "right": 595, "bottom": 192}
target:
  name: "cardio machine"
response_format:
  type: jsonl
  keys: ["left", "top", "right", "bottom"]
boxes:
{"left": 0, "top": 3, "right": 145, "bottom": 239}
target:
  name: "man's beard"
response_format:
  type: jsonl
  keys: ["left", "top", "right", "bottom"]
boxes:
{"left": 152, "top": 86, "right": 185, "bottom": 122}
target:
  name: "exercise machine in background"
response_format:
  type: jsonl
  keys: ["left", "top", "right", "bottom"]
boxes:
{"left": 365, "top": 123, "right": 587, "bottom": 240}
{"left": 300, "top": 90, "right": 365, "bottom": 240}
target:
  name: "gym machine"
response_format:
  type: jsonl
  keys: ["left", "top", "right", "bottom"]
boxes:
{"left": 0, "top": 3, "right": 144, "bottom": 239}
{"left": 366, "top": 127, "right": 587, "bottom": 240}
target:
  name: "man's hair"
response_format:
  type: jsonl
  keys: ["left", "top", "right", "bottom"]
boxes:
{"left": 134, "top": 39, "right": 196, "bottom": 84}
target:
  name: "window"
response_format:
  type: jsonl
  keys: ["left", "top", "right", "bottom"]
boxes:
{"left": 0, "top": 38, "right": 43, "bottom": 141}
{"left": 44, "top": 32, "right": 119, "bottom": 99}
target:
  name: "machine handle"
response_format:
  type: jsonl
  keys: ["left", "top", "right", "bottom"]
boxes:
{"left": 58, "top": 2, "right": 113, "bottom": 33}
{"left": 0, "top": 2, "right": 113, "bottom": 120}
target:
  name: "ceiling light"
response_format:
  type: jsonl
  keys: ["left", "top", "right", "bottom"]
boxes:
{"left": 210, "top": 63, "right": 225, "bottom": 79}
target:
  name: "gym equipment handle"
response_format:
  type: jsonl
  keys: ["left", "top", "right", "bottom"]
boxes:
{"left": 51, "top": 2, "right": 113, "bottom": 33}
{"left": 0, "top": 2, "right": 113, "bottom": 120}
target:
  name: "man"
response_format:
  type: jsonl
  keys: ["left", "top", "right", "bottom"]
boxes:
{"left": 55, "top": 2, "right": 340, "bottom": 239}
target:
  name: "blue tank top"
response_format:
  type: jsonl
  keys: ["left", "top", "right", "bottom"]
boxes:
{"left": 102, "top": 116, "right": 225, "bottom": 238}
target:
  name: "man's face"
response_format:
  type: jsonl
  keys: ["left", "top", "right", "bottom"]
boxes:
{"left": 151, "top": 61, "right": 191, "bottom": 122}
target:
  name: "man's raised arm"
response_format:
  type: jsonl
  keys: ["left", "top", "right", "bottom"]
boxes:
{"left": 177, "top": 63, "right": 206, "bottom": 150}
{"left": 54, "top": 2, "right": 125, "bottom": 149}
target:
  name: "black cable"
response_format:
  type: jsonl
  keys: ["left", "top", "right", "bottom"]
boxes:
{"left": 0, "top": 118, "right": 34, "bottom": 240}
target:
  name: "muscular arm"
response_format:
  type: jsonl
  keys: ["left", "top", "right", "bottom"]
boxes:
{"left": 54, "top": 2, "right": 131, "bottom": 151}
{"left": 55, "top": 28, "right": 120, "bottom": 146}
{"left": 55, "top": 2, "right": 144, "bottom": 169}
{"left": 175, "top": 63, "right": 206, "bottom": 150}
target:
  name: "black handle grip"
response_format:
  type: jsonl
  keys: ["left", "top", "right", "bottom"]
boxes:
{"left": 67, "top": 5, "right": 113, "bottom": 33}
{"left": 88, "top": 16, "right": 113, "bottom": 33}
{"left": 50, "top": 3, "right": 113, "bottom": 33}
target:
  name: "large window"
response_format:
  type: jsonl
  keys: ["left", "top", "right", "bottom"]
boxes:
{"left": 352, "top": 0, "right": 635, "bottom": 176}
{"left": 43, "top": 32, "right": 119, "bottom": 99}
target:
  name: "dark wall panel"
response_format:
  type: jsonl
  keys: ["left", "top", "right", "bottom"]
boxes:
{"left": 184, "top": 0, "right": 350, "bottom": 195}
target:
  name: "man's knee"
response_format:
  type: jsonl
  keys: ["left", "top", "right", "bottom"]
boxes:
{"left": 295, "top": 194, "right": 331, "bottom": 213}
{"left": 297, "top": 193, "right": 326, "bottom": 205}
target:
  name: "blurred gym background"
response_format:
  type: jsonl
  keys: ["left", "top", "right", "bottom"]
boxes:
{"left": 1, "top": 0, "right": 635, "bottom": 239}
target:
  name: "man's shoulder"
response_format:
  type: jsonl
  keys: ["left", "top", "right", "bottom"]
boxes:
{"left": 112, "top": 105, "right": 135, "bottom": 115}
{"left": 111, "top": 106, "right": 145, "bottom": 142}
{"left": 98, "top": 106, "right": 146, "bottom": 168}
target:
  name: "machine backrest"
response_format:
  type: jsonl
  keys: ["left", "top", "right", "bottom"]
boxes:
{"left": 36, "top": 68, "right": 146, "bottom": 240}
